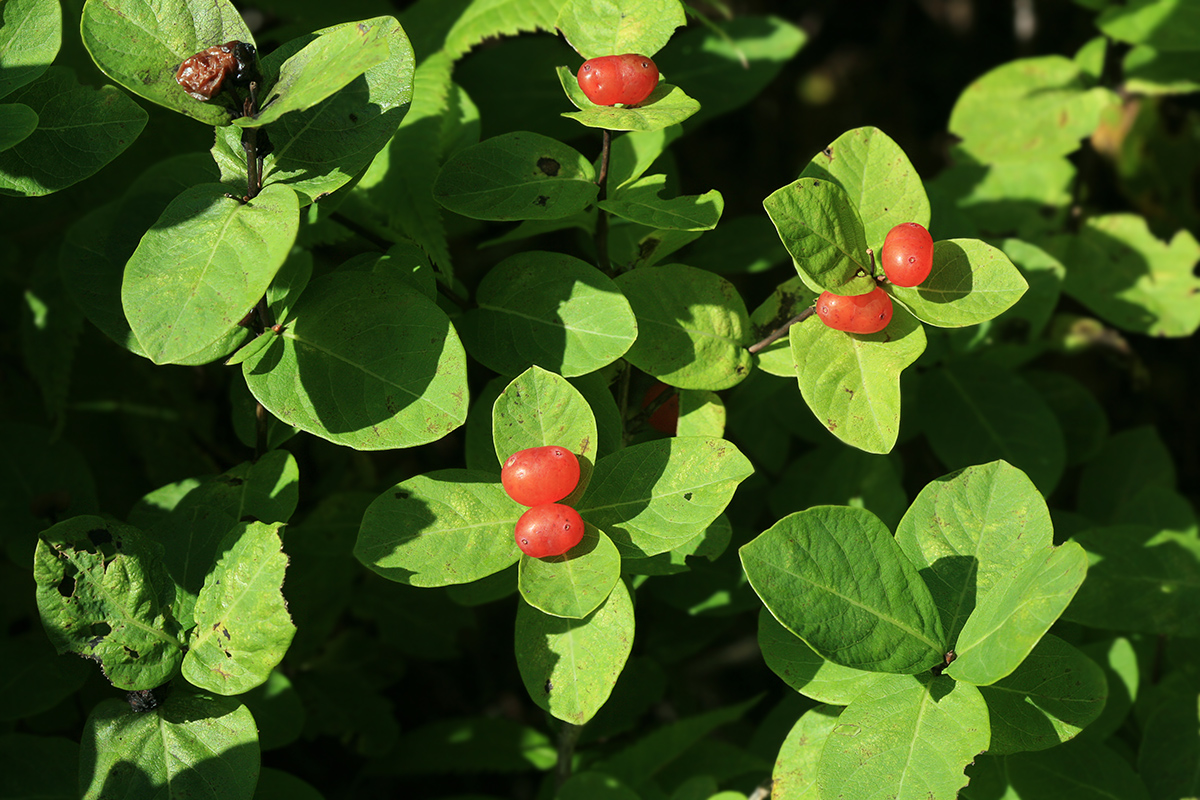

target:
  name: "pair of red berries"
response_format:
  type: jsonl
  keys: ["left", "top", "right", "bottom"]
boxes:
{"left": 576, "top": 53, "right": 660, "bottom": 107}
{"left": 814, "top": 222, "right": 934, "bottom": 335}
{"left": 502, "top": 446, "right": 585, "bottom": 558}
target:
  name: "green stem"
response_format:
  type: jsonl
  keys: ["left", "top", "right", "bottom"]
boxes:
{"left": 555, "top": 722, "right": 583, "bottom": 788}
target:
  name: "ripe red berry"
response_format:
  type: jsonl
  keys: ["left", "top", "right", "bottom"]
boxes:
{"left": 501, "top": 446, "right": 581, "bottom": 507}
{"left": 880, "top": 222, "right": 934, "bottom": 287}
{"left": 641, "top": 382, "right": 679, "bottom": 435}
{"left": 576, "top": 54, "right": 660, "bottom": 107}
{"left": 514, "top": 504, "right": 585, "bottom": 558}
{"left": 814, "top": 287, "right": 894, "bottom": 334}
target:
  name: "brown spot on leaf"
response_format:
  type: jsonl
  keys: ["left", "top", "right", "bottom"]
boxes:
{"left": 537, "top": 157, "right": 560, "bottom": 176}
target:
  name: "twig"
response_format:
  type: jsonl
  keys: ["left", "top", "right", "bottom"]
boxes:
{"left": 747, "top": 307, "right": 815, "bottom": 354}
{"left": 595, "top": 128, "right": 613, "bottom": 274}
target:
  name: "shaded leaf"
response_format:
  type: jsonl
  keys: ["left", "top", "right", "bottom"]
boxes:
{"left": 518, "top": 524, "right": 621, "bottom": 619}
{"left": 889, "top": 239, "right": 1028, "bottom": 328}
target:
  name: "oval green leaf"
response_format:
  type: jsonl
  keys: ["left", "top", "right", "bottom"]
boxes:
{"left": 740, "top": 506, "right": 945, "bottom": 674}
{"left": 514, "top": 578, "right": 635, "bottom": 725}
{"left": 763, "top": 177, "right": 874, "bottom": 295}
{"left": 434, "top": 131, "right": 597, "bottom": 220}
{"left": 890, "top": 239, "right": 1028, "bottom": 328}
{"left": 355, "top": 469, "right": 522, "bottom": 587}
{"left": 616, "top": 264, "right": 753, "bottom": 391}
{"left": 461, "top": 252, "right": 637, "bottom": 378}
{"left": 791, "top": 302, "right": 926, "bottom": 455}
{"left": 518, "top": 524, "right": 621, "bottom": 620}
{"left": 182, "top": 522, "right": 296, "bottom": 695}
{"left": 579, "top": 437, "right": 753, "bottom": 558}
{"left": 800, "top": 126, "right": 931, "bottom": 253}
{"left": 242, "top": 269, "right": 469, "bottom": 450}
{"left": 122, "top": 182, "right": 298, "bottom": 365}
{"left": 600, "top": 174, "right": 724, "bottom": 231}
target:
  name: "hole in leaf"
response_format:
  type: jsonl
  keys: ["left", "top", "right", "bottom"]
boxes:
{"left": 684, "top": 492, "right": 693, "bottom": 501}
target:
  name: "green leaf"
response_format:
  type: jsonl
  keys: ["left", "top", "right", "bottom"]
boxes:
{"left": 59, "top": 153, "right": 221, "bottom": 359}
{"left": 144, "top": 451, "right": 299, "bottom": 627}
{"left": 817, "top": 677, "right": 990, "bottom": 800}
{"left": 556, "top": 0, "right": 686, "bottom": 58}
{"left": 236, "top": 18, "right": 392, "bottom": 127}
{"left": 226, "top": 329, "right": 279, "bottom": 366}
{"left": 592, "top": 695, "right": 762, "bottom": 790}
{"left": 355, "top": 469, "right": 522, "bottom": 587}
{"left": 33, "top": 516, "right": 184, "bottom": 690}
{"left": 362, "top": 51, "right": 454, "bottom": 272}
{"left": 685, "top": 214, "right": 791, "bottom": 276}
{"left": 0, "top": 633, "right": 90, "bottom": 721}
{"left": 894, "top": 461, "right": 1054, "bottom": 645}
{"left": 791, "top": 302, "right": 926, "bottom": 455}
{"left": 979, "top": 634, "right": 1107, "bottom": 755}
{"left": 0, "top": 733, "right": 78, "bottom": 800}
{"left": 0, "top": 0, "right": 61, "bottom": 99}
{"left": 918, "top": 361, "right": 1066, "bottom": 495}
{"left": 677, "top": 390, "right": 725, "bottom": 438}
{"left": 20, "top": 251, "right": 84, "bottom": 422}
{"left": 890, "top": 239, "right": 1028, "bottom": 328}
{"left": 518, "top": 524, "right": 621, "bottom": 619}
{"left": 1138, "top": 693, "right": 1200, "bottom": 800}
{"left": 433, "top": 131, "right": 597, "bottom": 221}
{"left": 654, "top": 14, "right": 806, "bottom": 126}
{"left": 799, "top": 126, "right": 930, "bottom": 253}
{"left": 80, "top": 0, "right": 253, "bottom": 126}
{"left": 558, "top": 772, "right": 640, "bottom": 800}
{"left": 491, "top": 368, "right": 599, "bottom": 498}
{"left": 0, "top": 102, "right": 37, "bottom": 150}
{"left": 122, "top": 182, "right": 298, "bottom": 365}
{"left": 763, "top": 176, "right": 875, "bottom": 295}
{"left": 80, "top": 693, "right": 259, "bottom": 800}
{"left": 772, "top": 706, "right": 841, "bottom": 800}
{"left": 767, "top": 444, "right": 907, "bottom": 531}
{"left": 1003, "top": 739, "right": 1151, "bottom": 800}
{"left": 579, "top": 437, "right": 753, "bottom": 558}
{"left": 1078, "top": 637, "right": 1138, "bottom": 743}
{"left": 1124, "top": 46, "right": 1200, "bottom": 95}
{"left": 1078, "top": 426, "right": 1176, "bottom": 523}
{"left": 242, "top": 269, "right": 468, "bottom": 450}
{"left": 560, "top": 72, "right": 701, "bottom": 132}
{"left": 616, "top": 264, "right": 753, "bottom": 390}
{"left": 213, "top": 17, "right": 414, "bottom": 205}
{"left": 387, "top": 716, "right": 556, "bottom": 774}
{"left": 460, "top": 252, "right": 637, "bottom": 378}
{"left": 600, "top": 174, "right": 724, "bottom": 231}
{"left": 948, "top": 56, "right": 1114, "bottom": 163}
{"left": 758, "top": 609, "right": 903, "bottom": 706}
{"left": 1043, "top": 213, "right": 1200, "bottom": 337}
{"left": 926, "top": 157, "right": 1075, "bottom": 240}
{"left": 1026, "top": 370, "right": 1109, "bottom": 465}
{"left": 1064, "top": 525, "right": 1200, "bottom": 637}
{"left": 607, "top": 125, "right": 682, "bottom": 190}
{"left": 515, "top": 578, "right": 635, "bottom": 725}
{"left": 740, "top": 506, "right": 945, "bottom": 674}
{"left": 946, "top": 542, "right": 1088, "bottom": 685}
{"left": 0, "top": 67, "right": 147, "bottom": 197}
{"left": 439, "top": 0, "right": 563, "bottom": 59}
{"left": 1098, "top": 0, "right": 1200, "bottom": 51}
{"left": 182, "top": 522, "right": 295, "bottom": 695}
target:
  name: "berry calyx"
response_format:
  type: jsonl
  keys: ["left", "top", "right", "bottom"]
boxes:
{"left": 815, "top": 287, "right": 894, "bottom": 334}
{"left": 514, "top": 504, "right": 585, "bottom": 558}
{"left": 576, "top": 54, "right": 660, "bottom": 107}
{"left": 880, "top": 222, "right": 934, "bottom": 287}
{"left": 641, "top": 382, "right": 679, "bottom": 435}
{"left": 501, "top": 446, "right": 581, "bottom": 507}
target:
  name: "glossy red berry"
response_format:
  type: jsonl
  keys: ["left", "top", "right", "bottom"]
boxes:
{"left": 880, "top": 223, "right": 934, "bottom": 287}
{"left": 501, "top": 446, "right": 581, "bottom": 507}
{"left": 577, "top": 54, "right": 660, "bottom": 107}
{"left": 514, "top": 504, "right": 585, "bottom": 558}
{"left": 641, "top": 382, "right": 679, "bottom": 435}
{"left": 815, "top": 287, "right": 894, "bottom": 334}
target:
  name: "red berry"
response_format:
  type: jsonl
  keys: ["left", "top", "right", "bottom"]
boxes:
{"left": 501, "top": 446, "right": 581, "bottom": 507}
{"left": 514, "top": 504, "right": 585, "bottom": 558}
{"left": 576, "top": 54, "right": 660, "bottom": 107}
{"left": 880, "top": 223, "right": 934, "bottom": 287}
{"left": 641, "top": 382, "right": 679, "bottom": 435}
{"left": 815, "top": 287, "right": 894, "bottom": 334}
